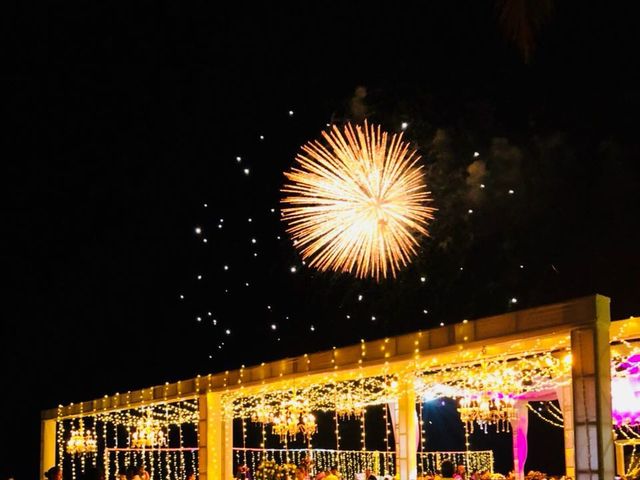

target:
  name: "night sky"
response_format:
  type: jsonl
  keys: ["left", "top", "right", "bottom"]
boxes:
{"left": 4, "top": 1, "right": 640, "bottom": 478}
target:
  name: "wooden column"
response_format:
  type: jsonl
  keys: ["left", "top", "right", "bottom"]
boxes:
{"left": 40, "top": 418, "right": 57, "bottom": 478}
{"left": 570, "top": 296, "right": 614, "bottom": 480}
{"left": 198, "top": 392, "right": 233, "bottom": 480}
{"left": 615, "top": 442, "right": 626, "bottom": 477}
{"left": 557, "top": 384, "right": 576, "bottom": 478}
{"left": 395, "top": 381, "right": 418, "bottom": 480}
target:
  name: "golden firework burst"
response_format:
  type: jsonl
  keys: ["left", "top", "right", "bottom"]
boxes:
{"left": 281, "top": 122, "right": 435, "bottom": 280}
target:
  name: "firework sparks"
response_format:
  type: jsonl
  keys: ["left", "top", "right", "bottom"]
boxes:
{"left": 281, "top": 122, "right": 435, "bottom": 280}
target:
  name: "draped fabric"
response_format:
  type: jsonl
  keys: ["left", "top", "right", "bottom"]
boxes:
{"left": 387, "top": 402, "right": 420, "bottom": 450}
{"left": 510, "top": 400, "right": 529, "bottom": 480}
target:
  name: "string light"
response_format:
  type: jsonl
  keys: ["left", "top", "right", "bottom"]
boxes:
{"left": 52, "top": 323, "right": 639, "bottom": 479}
{"left": 383, "top": 404, "right": 392, "bottom": 476}
{"left": 419, "top": 403, "right": 426, "bottom": 474}
{"left": 56, "top": 406, "right": 64, "bottom": 475}
{"left": 527, "top": 402, "right": 564, "bottom": 428}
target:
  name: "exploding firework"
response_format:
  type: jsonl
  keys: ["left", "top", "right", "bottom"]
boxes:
{"left": 281, "top": 122, "right": 435, "bottom": 280}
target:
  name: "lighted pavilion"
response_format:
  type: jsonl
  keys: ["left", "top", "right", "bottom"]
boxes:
{"left": 41, "top": 295, "right": 640, "bottom": 480}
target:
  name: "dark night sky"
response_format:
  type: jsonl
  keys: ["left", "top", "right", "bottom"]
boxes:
{"left": 4, "top": 1, "right": 640, "bottom": 478}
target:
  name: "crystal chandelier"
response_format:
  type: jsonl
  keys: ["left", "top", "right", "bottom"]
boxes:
{"left": 458, "top": 393, "right": 516, "bottom": 433}
{"left": 298, "top": 412, "right": 317, "bottom": 441}
{"left": 335, "top": 391, "right": 365, "bottom": 420}
{"left": 271, "top": 409, "right": 298, "bottom": 442}
{"left": 271, "top": 397, "right": 316, "bottom": 442}
{"left": 130, "top": 411, "right": 167, "bottom": 448}
{"left": 66, "top": 427, "right": 98, "bottom": 455}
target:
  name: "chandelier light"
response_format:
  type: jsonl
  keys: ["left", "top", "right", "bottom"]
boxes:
{"left": 66, "top": 427, "right": 98, "bottom": 455}
{"left": 130, "top": 411, "right": 168, "bottom": 448}
{"left": 335, "top": 391, "right": 365, "bottom": 420}
{"left": 458, "top": 393, "right": 516, "bottom": 434}
{"left": 270, "top": 397, "right": 316, "bottom": 443}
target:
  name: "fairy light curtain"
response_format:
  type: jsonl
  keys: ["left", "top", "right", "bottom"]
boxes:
{"left": 57, "top": 400, "right": 199, "bottom": 480}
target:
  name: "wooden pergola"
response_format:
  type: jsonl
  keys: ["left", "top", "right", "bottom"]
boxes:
{"left": 41, "top": 295, "right": 640, "bottom": 480}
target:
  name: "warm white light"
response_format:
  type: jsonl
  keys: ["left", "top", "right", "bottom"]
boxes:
{"left": 371, "top": 316, "right": 376, "bottom": 321}
{"left": 440, "top": 322, "right": 445, "bottom": 326}
{"left": 358, "top": 294, "right": 363, "bottom": 301}
{"left": 401, "top": 122, "right": 409, "bottom": 130}
{"left": 271, "top": 324, "right": 277, "bottom": 330}
{"left": 511, "top": 297, "right": 518, "bottom": 304}
{"left": 290, "top": 266, "right": 297, "bottom": 273}
{"left": 480, "top": 184, "right": 485, "bottom": 189}
{"left": 66, "top": 428, "right": 97, "bottom": 455}
{"left": 420, "top": 276, "right": 426, "bottom": 283}
{"left": 423, "top": 309, "right": 428, "bottom": 314}
{"left": 473, "top": 152, "right": 480, "bottom": 157}
{"left": 195, "top": 227, "right": 202, "bottom": 234}
{"left": 468, "top": 209, "right": 473, "bottom": 214}
{"left": 508, "top": 189, "right": 515, "bottom": 194}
